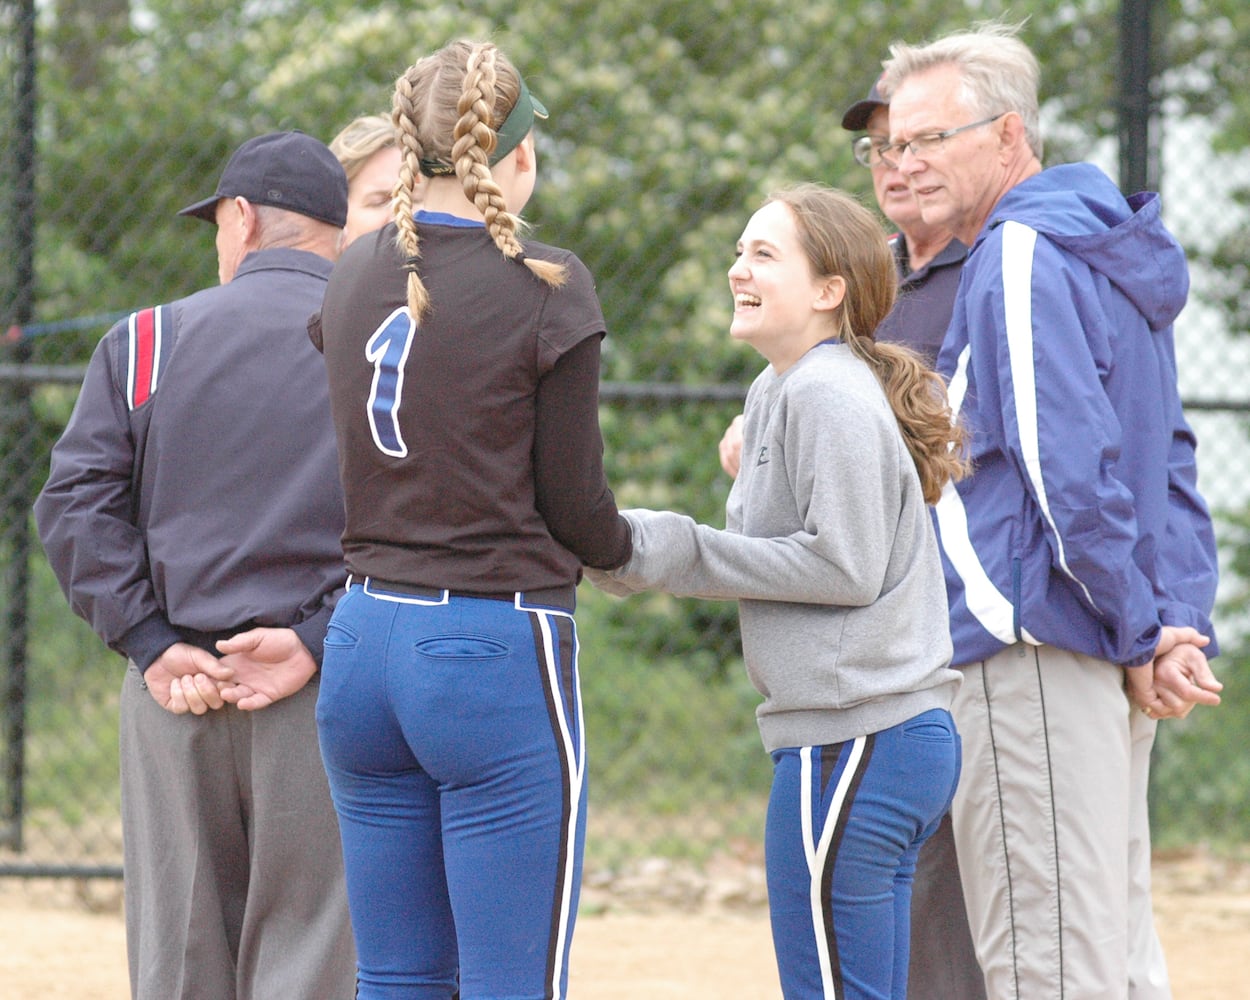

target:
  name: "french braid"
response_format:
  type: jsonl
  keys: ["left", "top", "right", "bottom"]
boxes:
{"left": 390, "top": 40, "right": 566, "bottom": 322}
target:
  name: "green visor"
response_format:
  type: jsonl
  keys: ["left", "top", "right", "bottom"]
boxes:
{"left": 420, "top": 76, "right": 548, "bottom": 177}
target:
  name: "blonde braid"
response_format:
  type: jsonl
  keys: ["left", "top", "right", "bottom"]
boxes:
{"left": 391, "top": 68, "right": 430, "bottom": 321}
{"left": 453, "top": 45, "right": 501, "bottom": 214}
{"left": 453, "top": 43, "right": 567, "bottom": 288}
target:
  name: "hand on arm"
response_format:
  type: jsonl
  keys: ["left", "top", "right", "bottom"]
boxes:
{"left": 214, "top": 627, "right": 317, "bottom": 710}
{"left": 582, "top": 563, "right": 645, "bottom": 598}
{"left": 1150, "top": 642, "right": 1222, "bottom": 718}
{"left": 1125, "top": 626, "right": 1220, "bottom": 721}
{"left": 144, "top": 642, "right": 228, "bottom": 715}
{"left": 719, "top": 414, "right": 744, "bottom": 479}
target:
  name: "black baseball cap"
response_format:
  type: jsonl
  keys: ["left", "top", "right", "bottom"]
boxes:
{"left": 178, "top": 130, "right": 349, "bottom": 228}
{"left": 840, "top": 77, "right": 888, "bottom": 132}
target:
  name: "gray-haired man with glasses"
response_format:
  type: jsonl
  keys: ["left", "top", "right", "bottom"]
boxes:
{"left": 877, "top": 113, "right": 1006, "bottom": 168}
{"left": 843, "top": 74, "right": 984, "bottom": 1000}
{"left": 842, "top": 77, "right": 967, "bottom": 368}
{"left": 883, "top": 22, "right": 1221, "bottom": 1000}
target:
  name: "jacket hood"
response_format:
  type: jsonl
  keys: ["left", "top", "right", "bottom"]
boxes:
{"left": 981, "top": 163, "right": 1188, "bottom": 332}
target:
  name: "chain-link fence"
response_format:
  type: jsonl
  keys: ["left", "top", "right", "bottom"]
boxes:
{"left": 2, "top": 0, "right": 1249, "bottom": 892}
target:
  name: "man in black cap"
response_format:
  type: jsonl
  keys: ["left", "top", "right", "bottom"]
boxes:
{"left": 36, "top": 130, "right": 356, "bottom": 999}
{"left": 840, "top": 76, "right": 967, "bottom": 367}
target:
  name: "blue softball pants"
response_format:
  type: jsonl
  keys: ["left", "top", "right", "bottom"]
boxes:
{"left": 766, "top": 709, "right": 960, "bottom": 1000}
{"left": 316, "top": 582, "right": 586, "bottom": 1000}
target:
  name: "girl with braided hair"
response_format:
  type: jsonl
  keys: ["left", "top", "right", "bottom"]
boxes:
{"left": 587, "top": 185, "right": 968, "bottom": 1000}
{"left": 310, "top": 39, "right": 631, "bottom": 999}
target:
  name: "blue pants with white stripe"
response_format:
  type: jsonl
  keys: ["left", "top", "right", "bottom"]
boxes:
{"left": 316, "top": 584, "right": 585, "bottom": 999}
{"left": 766, "top": 709, "right": 960, "bottom": 1000}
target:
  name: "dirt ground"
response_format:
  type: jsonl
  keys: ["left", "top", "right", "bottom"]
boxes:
{"left": 3, "top": 849, "right": 1249, "bottom": 999}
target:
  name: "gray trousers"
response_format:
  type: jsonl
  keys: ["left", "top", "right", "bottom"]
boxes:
{"left": 120, "top": 663, "right": 356, "bottom": 1000}
{"left": 908, "top": 811, "right": 986, "bottom": 1000}
{"left": 951, "top": 644, "right": 1171, "bottom": 1000}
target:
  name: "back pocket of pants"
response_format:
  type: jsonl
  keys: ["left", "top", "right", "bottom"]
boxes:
{"left": 414, "top": 634, "right": 509, "bottom": 659}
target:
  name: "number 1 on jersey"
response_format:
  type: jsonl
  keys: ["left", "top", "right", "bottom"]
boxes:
{"left": 365, "top": 308, "right": 416, "bottom": 458}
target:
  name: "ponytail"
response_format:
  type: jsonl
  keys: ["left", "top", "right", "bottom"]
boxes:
{"left": 770, "top": 183, "right": 969, "bottom": 502}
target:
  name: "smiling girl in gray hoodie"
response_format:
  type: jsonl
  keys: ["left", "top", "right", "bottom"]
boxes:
{"left": 588, "top": 184, "right": 968, "bottom": 1000}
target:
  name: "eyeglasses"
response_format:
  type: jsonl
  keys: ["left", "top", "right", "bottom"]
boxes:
{"left": 851, "top": 135, "right": 892, "bottom": 169}
{"left": 879, "top": 113, "right": 1006, "bottom": 168}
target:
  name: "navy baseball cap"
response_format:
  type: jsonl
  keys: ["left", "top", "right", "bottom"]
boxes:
{"left": 178, "top": 130, "right": 349, "bottom": 228}
{"left": 840, "top": 77, "right": 888, "bottom": 132}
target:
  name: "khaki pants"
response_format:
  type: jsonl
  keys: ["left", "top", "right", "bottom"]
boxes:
{"left": 951, "top": 644, "right": 1171, "bottom": 1000}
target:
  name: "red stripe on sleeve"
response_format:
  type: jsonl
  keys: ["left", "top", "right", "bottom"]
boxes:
{"left": 130, "top": 308, "right": 156, "bottom": 408}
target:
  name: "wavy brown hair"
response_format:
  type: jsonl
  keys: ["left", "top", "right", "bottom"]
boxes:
{"left": 390, "top": 40, "right": 566, "bottom": 321}
{"left": 768, "top": 183, "right": 969, "bottom": 503}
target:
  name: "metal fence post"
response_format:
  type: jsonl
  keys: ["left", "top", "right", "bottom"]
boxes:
{"left": 1118, "top": 0, "right": 1159, "bottom": 194}
{"left": 1, "top": 0, "right": 38, "bottom": 853}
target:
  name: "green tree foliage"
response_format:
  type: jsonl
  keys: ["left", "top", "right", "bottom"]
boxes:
{"left": 1150, "top": 1, "right": 1250, "bottom": 846}
{"left": 1165, "top": 0, "right": 1250, "bottom": 141}
{"left": 21, "top": 0, "right": 1246, "bottom": 362}
{"left": 7, "top": 0, "right": 1250, "bottom": 847}
{"left": 1165, "top": 2, "right": 1250, "bottom": 341}
{"left": 28, "top": 0, "right": 1091, "bottom": 364}
{"left": 1151, "top": 512, "right": 1250, "bottom": 848}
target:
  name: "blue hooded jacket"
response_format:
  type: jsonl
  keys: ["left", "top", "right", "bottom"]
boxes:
{"left": 934, "top": 162, "right": 1218, "bottom": 668}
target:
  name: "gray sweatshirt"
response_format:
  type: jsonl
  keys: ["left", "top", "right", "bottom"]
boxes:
{"left": 590, "top": 343, "right": 959, "bottom": 752}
